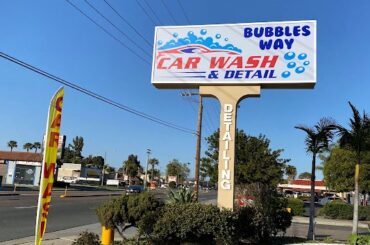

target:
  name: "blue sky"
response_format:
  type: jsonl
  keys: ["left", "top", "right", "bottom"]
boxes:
{"left": 0, "top": 0, "right": 369, "bottom": 179}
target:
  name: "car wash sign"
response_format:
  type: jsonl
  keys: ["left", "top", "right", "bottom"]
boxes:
{"left": 152, "top": 20, "right": 316, "bottom": 88}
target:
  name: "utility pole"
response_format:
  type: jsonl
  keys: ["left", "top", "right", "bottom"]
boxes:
{"left": 144, "top": 149, "right": 151, "bottom": 190}
{"left": 181, "top": 91, "right": 203, "bottom": 201}
{"left": 101, "top": 152, "right": 106, "bottom": 186}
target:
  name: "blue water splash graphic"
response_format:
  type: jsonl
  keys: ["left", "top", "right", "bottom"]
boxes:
{"left": 282, "top": 71, "right": 291, "bottom": 78}
{"left": 281, "top": 51, "right": 310, "bottom": 78}
{"left": 157, "top": 30, "right": 242, "bottom": 53}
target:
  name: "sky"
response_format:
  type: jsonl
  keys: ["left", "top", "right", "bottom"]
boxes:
{"left": 0, "top": 0, "right": 369, "bottom": 180}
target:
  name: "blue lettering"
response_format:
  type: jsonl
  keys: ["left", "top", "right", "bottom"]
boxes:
{"left": 293, "top": 26, "right": 301, "bottom": 36}
{"left": 284, "top": 39, "right": 294, "bottom": 49}
{"left": 235, "top": 70, "right": 243, "bottom": 78}
{"left": 302, "top": 25, "right": 311, "bottom": 36}
{"left": 275, "top": 26, "right": 283, "bottom": 37}
{"left": 265, "top": 27, "right": 273, "bottom": 37}
{"left": 251, "top": 70, "right": 262, "bottom": 79}
{"left": 254, "top": 27, "right": 264, "bottom": 38}
{"left": 259, "top": 40, "right": 273, "bottom": 50}
{"left": 225, "top": 70, "right": 235, "bottom": 78}
{"left": 273, "top": 39, "right": 284, "bottom": 49}
{"left": 244, "top": 28, "right": 253, "bottom": 38}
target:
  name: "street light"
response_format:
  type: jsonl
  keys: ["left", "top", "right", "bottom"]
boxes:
{"left": 144, "top": 149, "right": 151, "bottom": 190}
{"left": 181, "top": 91, "right": 202, "bottom": 201}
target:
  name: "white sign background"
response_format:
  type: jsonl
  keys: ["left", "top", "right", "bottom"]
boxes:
{"left": 152, "top": 20, "right": 316, "bottom": 88}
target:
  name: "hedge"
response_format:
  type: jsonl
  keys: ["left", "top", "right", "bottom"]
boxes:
{"left": 287, "top": 198, "right": 304, "bottom": 216}
{"left": 319, "top": 201, "right": 370, "bottom": 221}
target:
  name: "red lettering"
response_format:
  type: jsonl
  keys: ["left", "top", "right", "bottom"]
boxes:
{"left": 260, "top": 55, "right": 278, "bottom": 68}
{"left": 48, "top": 132, "right": 59, "bottom": 147}
{"left": 184, "top": 57, "right": 200, "bottom": 69}
{"left": 51, "top": 114, "right": 61, "bottom": 128}
{"left": 210, "top": 57, "right": 230, "bottom": 69}
{"left": 42, "top": 183, "right": 53, "bottom": 198}
{"left": 44, "top": 163, "right": 56, "bottom": 178}
{"left": 227, "top": 57, "right": 243, "bottom": 69}
{"left": 157, "top": 57, "right": 170, "bottom": 69}
{"left": 168, "top": 58, "right": 182, "bottom": 69}
{"left": 245, "top": 56, "right": 261, "bottom": 68}
{"left": 40, "top": 221, "right": 46, "bottom": 238}
{"left": 55, "top": 97, "right": 63, "bottom": 112}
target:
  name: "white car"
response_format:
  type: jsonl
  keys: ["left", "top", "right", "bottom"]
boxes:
{"left": 319, "top": 196, "right": 341, "bottom": 205}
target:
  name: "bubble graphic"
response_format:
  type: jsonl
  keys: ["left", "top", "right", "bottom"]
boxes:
{"left": 200, "top": 29, "right": 207, "bottom": 35}
{"left": 215, "top": 34, "right": 221, "bottom": 39}
{"left": 284, "top": 52, "right": 295, "bottom": 60}
{"left": 295, "top": 66, "right": 305, "bottom": 74}
{"left": 287, "top": 62, "right": 296, "bottom": 69}
{"left": 158, "top": 40, "right": 163, "bottom": 45}
{"left": 173, "top": 33, "right": 178, "bottom": 38}
{"left": 188, "top": 31, "right": 194, "bottom": 36}
{"left": 282, "top": 71, "right": 291, "bottom": 78}
{"left": 224, "top": 38, "right": 229, "bottom": 41}
{"left": 303, "top": 61, "right": 310, "bottom": 66}
{"left": 298, "top": 53, "right": 307, "bottom": 60}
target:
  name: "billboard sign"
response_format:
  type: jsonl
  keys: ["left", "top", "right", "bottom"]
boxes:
{"left": 152, "top": 20, "right": 316, "bottom": 88}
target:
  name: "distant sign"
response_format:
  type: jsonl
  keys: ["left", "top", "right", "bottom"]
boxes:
{"left": 152, "top": 20, "right": 316, "bottom": 88}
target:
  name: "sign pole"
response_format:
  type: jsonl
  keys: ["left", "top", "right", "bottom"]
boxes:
{"left": 200, "top": 86, "right": 260, "bottom": 210}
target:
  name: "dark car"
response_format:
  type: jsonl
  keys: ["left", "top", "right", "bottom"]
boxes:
{"left": 125, "top": 185, "right": 144, "bottom": 194}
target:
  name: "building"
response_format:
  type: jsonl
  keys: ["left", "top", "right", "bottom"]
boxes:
{"left": 56, "top": 163, "right": 102, "bottom": 184}
{"left": 278, "top": 179, "right": 328, "bottom": 196}
{"left": 0, "top": 151, "right": 42, "bottom": 186}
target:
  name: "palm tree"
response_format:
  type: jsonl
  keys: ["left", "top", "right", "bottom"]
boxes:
{"left": 295, "top": 118, "right": 336, "bottom": 240}
{"left": 7, "top": 140, "right": 17, "bottom": 152}
{"left": 149, "top": 158, "right": 159, "bottom": 181}
{"left": 32, "top": 142, "right": 41, "bottom": 153}
{"left": 285, "top": 165, "right": 297, "bottom": 182}
{"left": 335, "top": 102, "right": 370, "bottom": 234}
{"left": 23, "top": 143, "right": 33, "bottom": 152}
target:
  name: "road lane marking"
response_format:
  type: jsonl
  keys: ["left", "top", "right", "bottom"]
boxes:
{"left": 14, "top": 205, "right": 38, "bottom": 209}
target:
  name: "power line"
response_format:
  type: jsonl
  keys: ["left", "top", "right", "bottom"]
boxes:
{"left": 160, "top": 0, "right": 179, "bottom": 25}
{"left": 84, "top": 0, "right": 151, "bottom": 58}
{"left": 103, "top": 0, "right": 152, "bottom": 48}
{"left": 142, "top": 0, "right": 164, "bottom": 25}
{"left": 135, "top": 0, "right": 159, "bottom": 26}
{"left": 0, "top": 52, "right": 196, "bottom": 135}
{"left": 65, "top": 0, "right": 150, "bottom": 65}
{"left": 176, "top": 0, "right": 191, "bottom": 24}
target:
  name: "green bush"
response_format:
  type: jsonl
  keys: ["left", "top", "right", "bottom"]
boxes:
{"left": 168, "top": 187, "right": 195, "bottom": 204}
{"left": 348, "top": 234, "right": 370, "bottom": 245}
{"left": 168, "top": 181, "right": 176, "bottom": 189}
{"left": 72, "top": 231, "right": 100, "bottom": 245}
{"left": 359, "top": 205, "right": 370, "bottom": 221}
{"left": 318, "top": 201, "right": 353, "bottom": 220}
{"left": 96, "top": 195, "right": 129, "bottom": 229}
{"left": 287, "top": 198, "right": 305, "bottom": 216}
{"left": 297, "top": 195, "right": 310, "bottom": 202}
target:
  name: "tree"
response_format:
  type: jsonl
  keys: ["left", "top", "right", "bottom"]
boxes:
{"left": 32, "top": 142, "right": 41, "bottom": 153}
{"left": 335, "top": 102, "right": 370, "bottom": 234}
{"left": 323, "top": 147, "right": 370, "bottom": 192}
{"left": 123, "top": 154, "right": 141, "bottom": 185}
{"left": 7, "top": 140, "right": 17, "bottom": 151}
{"left": 298, "top": 172, "right": 312, "bottom": 180}
{"left": 295, "top": 118, "right": 336, "bottom": 240}
{"left": 285, "top": 165, "right": 297, "bottom": 182}
{"left": 82, "top": 155, "right": 105, "bottom": 168}
{"left": 23, "top": 142, "right": 33, "bottom": 152}
{"left": 202, "top": 129, "right": 289, "bottom": 187}
{"left": 166, "top": 159, "right": 190, "bottom": 184}
{"left": 70, "top": 136, "right": 84, "bottom": 162}
{"left": 149, "top": 158, "right": 159, "bottom": 181}
{"left": 148, "top": 169, "right": 160, "bottom": 180}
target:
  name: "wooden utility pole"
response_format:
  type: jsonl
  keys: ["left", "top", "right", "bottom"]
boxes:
{"left": 194, "top": 95, "right": 203, "bottom": 201}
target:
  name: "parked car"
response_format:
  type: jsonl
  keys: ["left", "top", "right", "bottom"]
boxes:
{"left": 125, "top": 185, "right": 144, "bottom": 194}
{"left": 319, "top": 195, "right": 342, "bottom": 205}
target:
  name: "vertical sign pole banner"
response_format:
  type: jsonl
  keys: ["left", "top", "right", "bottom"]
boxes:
{"left": 200, "top": 86, "right": 260, "bottom": 209}
{"left": 35, "top": 87, "right": 64, "bottom": 245}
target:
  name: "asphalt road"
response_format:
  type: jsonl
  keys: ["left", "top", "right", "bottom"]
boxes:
{"left": 0, "top": 189, "right": 217, "bottom": 242}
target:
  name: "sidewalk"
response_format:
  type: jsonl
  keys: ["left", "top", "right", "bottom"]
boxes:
{"left": 293, "top": 216, "right": 370, "bottom": 228}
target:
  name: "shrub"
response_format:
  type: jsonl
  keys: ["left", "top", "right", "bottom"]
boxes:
{"left": 168, "top": 187, "right": 195, "bottom": 204}
{"left": 318, "top": 201, "right": 353, "bottom": 220}
{"left": 168, "top": 181, "right": 176, "bottom": 189}
{"left": 348, "top": 234, "right": 370, "bottom": 245}
{"left": 72, "top": 231, "right": 100, "bottom": 245}
{"left": 287, "top": 198, "right": 305, "bottom": 216}
{"left": 297, "top": 195, "right": 310, "bottom": 202}
{"left": 359, "top": 205, "right": 370, "bottom": 221}
{"left": 96, "top": 195, "right": 129, "bottom": 229}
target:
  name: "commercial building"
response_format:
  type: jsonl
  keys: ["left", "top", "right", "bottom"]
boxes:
{"left": 0, "top": 151, "right": 43, "bottom": 186}
{"left": 278, "top": 179, "right": 328, "bottom": 196}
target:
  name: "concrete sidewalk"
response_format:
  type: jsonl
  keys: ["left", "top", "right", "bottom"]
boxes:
{"left": 293, "top": 216, "right": 370, "bottom": 228}
{"left": 0, "top": 223, "right": 136, "bottom": 245}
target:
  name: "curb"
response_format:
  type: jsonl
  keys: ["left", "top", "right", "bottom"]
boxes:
{"left": 59, "top": 193, "right": 123, "bottom": 198}
{"left": 0, "top": 193, "right": 20, "bottom": 196}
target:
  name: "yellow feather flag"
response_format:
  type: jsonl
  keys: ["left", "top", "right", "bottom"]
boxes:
{"left": 35, "top": 87, "right": 64, "bottom": 245}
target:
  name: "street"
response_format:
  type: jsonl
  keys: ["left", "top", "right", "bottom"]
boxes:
{"left": 0, "top": 189, "right": 217, "bottom": 242}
